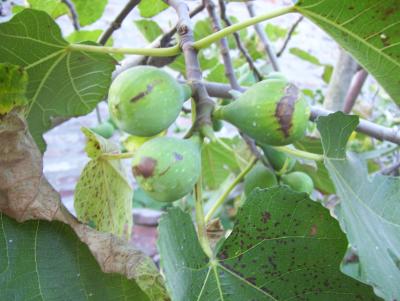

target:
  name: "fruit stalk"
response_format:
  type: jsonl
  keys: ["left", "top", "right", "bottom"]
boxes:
{"left": 205, "top": 157, "right": 257, "bottom": 223}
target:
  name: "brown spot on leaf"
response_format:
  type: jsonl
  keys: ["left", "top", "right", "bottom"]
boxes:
{"left": 133, "top": 157, "right": 157, "bottom": 178}
{"left": 261, "top": 211, "right": 271, "bottom": 224}
{"left": 309, "top": 224, "right": 318, "bottom": 236}
{"left": 274, "top": 84, "right": 299, "bottom": 138}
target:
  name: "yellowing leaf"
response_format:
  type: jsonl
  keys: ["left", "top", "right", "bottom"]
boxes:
{"left": 75, "top": 128, "right": 133, "bottom": 240}
{"left": 0, "top": 63, "right": 28, "bottom": 114}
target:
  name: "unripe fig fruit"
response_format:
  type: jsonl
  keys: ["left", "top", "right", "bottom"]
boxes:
{"left": 212, "top": 119, "right": 223, "bottom": 132}
{"left": 108, "top": 66, "right": 192, "bottom": 136}
{"left": 266, "top": 72, "right": 287, "bottom": 81}
{"left": 213, "top": 79, "right": 310, "bottom": 146}
{"left": 281, "top": 171, "right": 314, "bottom": 194}
{"left": 260, "top": 144, "right": 295, "bottom": 172}
{"left": 90, "top": 121, "right": 115, "bottom": 139}
{"left": 132, "top": 136, "right": 201, "bottom": 202}
{"left": 244, "top": 162, "right": 278, "bottom": 196}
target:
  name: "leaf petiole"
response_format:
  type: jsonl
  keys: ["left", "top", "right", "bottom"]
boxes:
{"left": 273, "top": 146, "right": 324, "bottom": 161}
{"left": 205, "top": 157, "right": 257, "bottom": 223}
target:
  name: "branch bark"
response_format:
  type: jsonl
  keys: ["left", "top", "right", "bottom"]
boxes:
{"left": 245, "top": 0, "right": 280, "bottom": 71}
{"left": 343, "top": 69, "right": 368, "bottom": 113}
{"left": 98, "top": 0, "right": 141, "bottom": 45}
{"left": 206, "top": 0, "right": 241, "bottom": 90}
{"left": 61, "top": 0, "right": 80, "bottom": 31}
{"left": 323, "top": 48, "right": 358, "bottom": 111}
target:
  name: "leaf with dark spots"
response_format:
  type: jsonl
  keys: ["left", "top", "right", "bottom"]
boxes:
{"left": 133, "top": 157, "right": 157, "bottom": 178}
{"left": 274, "top": 84, "right": 298, "bottom": 138}
{"left": 294, "top": 0, "right": 400, "bottom": 104}
{"left": 157, "top": 187, "right": 381, "bottom": 301}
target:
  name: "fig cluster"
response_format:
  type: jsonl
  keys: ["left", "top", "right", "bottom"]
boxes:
{"left": 106, "top": 67, "right": 313, "bottom": 203}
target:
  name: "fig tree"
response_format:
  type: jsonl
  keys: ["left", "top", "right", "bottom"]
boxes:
{"left": 132, "top": 136, "right": 201, "bottom": 202}
{"left": 281, "top": 171, "right": 314, "bottom": 194}
{"left": 108, "top": 66, "right": 192, "bottom": 137}
{"left": 261, "top": 144, "right": 295, "bottom": 172}
{"left": 244, "top": 162, "right": 277, "bottom": 196}
{"left": 213, "top": 79, "right": 310, "bottom": 146}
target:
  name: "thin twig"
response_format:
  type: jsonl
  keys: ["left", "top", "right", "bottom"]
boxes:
{"left": 202, "top": 81, "right": 400, "bottom": 145}
{"left": 218, "top": 0, "right": 262, "bottom": 81}
{"left": 62, "top": 0, "right": 80, "bottom": 31}
{"left": 381, "top": 160, "right": 400, "bottom": 175}
{"left": 206, "top": 0, "right": 241, "bottom": 90}
{"left": 245, "top": 1, "right": 280, "bottom": 71}
{"left": 121, "top": 2, "right": 206, "bottom": 69}
{"left": 98, "top": 0, "right": 141, "bottom": 45}
{"left": 343, "top": 69, "right": 369, "bottom": 113}
{"left": 276, "top": 16, "right": 303, "bottom": 57}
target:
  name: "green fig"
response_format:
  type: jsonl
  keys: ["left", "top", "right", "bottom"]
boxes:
{"left": 213, "top": 79, "right": 310, "bottom": 146}
{"left": 108, "top": 66, "right": 192, "bottom": 137}
{"left": 260, "top": 144, "right": 295, "bottom": 172}
{"left": 90, "top": 121, "right": 115, "bottom": 139}
{"left": 212, "top": 119, "right": 223, "bottom": 132}
{"left": 281, "top": 171, "right": 314, "bottom": 194}
{"left": 132, "top": 136, "right": 201, "bottom": 202}
{"left": 244, "top": 162, "right": 277, "bottom": 196}
{"left": 266, "top": 72, "right": 287, "bottom": 81}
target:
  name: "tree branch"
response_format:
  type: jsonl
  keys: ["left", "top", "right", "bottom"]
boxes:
{"left": 276, "top": 16, "right": 303, "bottom": 57}
{"left": 202, "top": 81, "right": 400, "bottom": 145}
{"left": 343, "top": 69, "right": 368, "bottom": 113}
{"left": 245, "top": 1, "right": 280, "bottom": 71}
{"left": 206, "top": 0, "right": 241, "bottom": 90}
{"left": 164, "top": 0, "right": 214, "bottom": 134}
{"left": 323, "top": 48, "right": 358, "bottom": 111}
{"left": 98, "top": 0, "right": 141, "bottom": 45}
{"left": 61, "top": 0, "right": 80, "bottom": 31}
{"left": 218, "top": 0, "right": 262, "bottom": 81}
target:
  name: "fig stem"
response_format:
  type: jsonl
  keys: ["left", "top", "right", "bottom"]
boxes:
{"left": 273, "top": 146, "right": 324, "bottom": 161}
{"left": 67, "top": 6, "right": 293, "bottom": 57}
{"left": 193, "top": 6, "right": 294, "bottom": 50}
{"left": 195, "top": 177, "right": 213, "bottom": 258}
{"left": 205, "top": 157, "right": 257, "bottom": 223}
{"left": 67, "top": 43, "right": 181, "bottom": 57}
{"left": 100, "top": 152, "right": 134, "bottom": 160}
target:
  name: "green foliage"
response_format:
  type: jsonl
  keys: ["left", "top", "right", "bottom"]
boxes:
{"left": 108, "top": 66, "right": 190, "bottom": 137}
{"left": 134, "top": 19, "right": 163, "bottom": 42}
{"left": 265, "top": 23, "right": 288, "bottom": 42}
{"left": 317, "top": 112, "right": 400, "bottom": 300}
{"left": 72, "top": 0, "right": 107, "bottom": 26}
{"left": 157, "top": 188, "right": 380, "bottom": 301}
{"left": 0, "top": 63, "right": 28, "bottom": 114}
{"left": 138, "top": 0, "right": 168, "bottom": 18}
{"left": 213, "top": 79, "right": 310, "bottom": 146}
{"left": 289, "top": 47, "right": 333, "bottom": 83}
{"left": 132, "top": 136, "right": 201, "bottom": 203}
{"left": 74, "top": 128, "right": 133, "bottom": 240}
{"left": 201, "top": 138, "right": 240, "bottom": 190}
{"left": 281, "top": 171, "right": 314, "bottom": 194}
{"left": 0, "top": 213, "right": 149, "bottom": 301}
{"left": 294, "top": 0, "right": 400, "bottom": 104}
{"left": 243, "top": 162, "right": 277, "bottom": 195}
{"left": 12, "top": 0, "right": 68, "bottom": 18}
{"left": 0, "top": 9, "right": 115, "bottom": 151}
